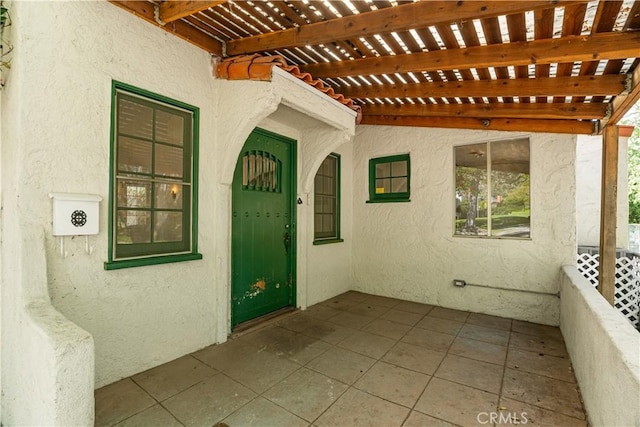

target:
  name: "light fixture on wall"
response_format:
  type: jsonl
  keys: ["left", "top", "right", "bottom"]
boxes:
{"left": 171, "top": 185, "right": 178, "bottom": 200}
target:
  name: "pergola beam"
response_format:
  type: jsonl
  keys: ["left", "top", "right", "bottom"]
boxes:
{"left": 361, "top": 102, "right": 608, "bottom": 120}
{"left": 360, "top": 116, "right": 596, "bottom": 134}
{"left": 226, "top": 0, "right": 584, "bottom": 55}
{"left": 339, "top": 75, "right": 626, "bottom": 100}
{"left": 158, "top": 1, "right": 227, "bottom": 24}
{"left": 599, "top": 125, "right": 619, "bottom": 306}
{"left": 601, "top": 63, "right": 640, "bottom": 128}
{"left": 300, "top": 32, "right": 640, "bottom": 78}
{"left": 109, "top": 0, "right": 223, "bottom": 55}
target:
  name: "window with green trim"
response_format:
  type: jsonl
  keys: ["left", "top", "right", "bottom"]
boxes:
{"left": 106, "top": 82, "right": 201, "bottom": 269}
{"left": 314, "top": 153, "right": 342, "bottom": 243}
{"left": 368, "top": 154, "right": 410, "bottom": 203}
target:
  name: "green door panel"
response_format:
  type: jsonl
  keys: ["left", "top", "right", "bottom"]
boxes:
{"left": 231, "top": 128, "right": 296, "bottom": 327}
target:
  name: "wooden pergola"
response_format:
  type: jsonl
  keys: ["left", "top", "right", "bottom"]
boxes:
{"left": 111, "top": 0, "right": 640, "bottom": 304}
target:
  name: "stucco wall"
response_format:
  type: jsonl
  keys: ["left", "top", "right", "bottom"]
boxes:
{"left": 1, "top": 2, "right": 356, "bottom": 412}
{"left": 352, "top": 126, "right": 576, "bottom": 325}
{"left": 560, "top": 265, "right": 640, "bottom": 426}
{"left": 576, "top": 133, "right": 630, "bottom": 248}
{"left": 21, "top": 1, "right": 218, "bottom": 388}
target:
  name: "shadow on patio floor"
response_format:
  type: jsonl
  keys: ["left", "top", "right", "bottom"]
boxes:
{"left": 95, "top": 291, "right": 587, "bottom": 426}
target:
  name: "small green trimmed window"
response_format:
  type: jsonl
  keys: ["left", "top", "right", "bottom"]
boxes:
{"left": 314, "top": 153, "right": 342, "bottom": 244}
{"left": 106, "top": 82, "right": 202, "bottom": 269}
{"left": 368, "top": 154, "right": 410, "bottom": 203}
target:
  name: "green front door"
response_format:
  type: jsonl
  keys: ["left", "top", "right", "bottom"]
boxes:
{"left": 231, "top": 128, "right": 296, "bottom": 328}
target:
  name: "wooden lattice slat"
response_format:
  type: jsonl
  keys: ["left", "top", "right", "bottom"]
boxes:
{"left": 577, "top": 253, "right": 640, "bottom": 329}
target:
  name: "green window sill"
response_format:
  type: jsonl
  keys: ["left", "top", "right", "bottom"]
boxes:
{"left": 366, "top": 199, "right": 411, "bottom": 204}
{"left": 313, "top": 238, "right": 345, "bottom": 246}
{"left": 104, "top": 253, "right": 203, "bottom": 270}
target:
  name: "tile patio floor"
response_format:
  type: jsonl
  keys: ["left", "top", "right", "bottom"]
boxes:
{"left": 95, "top": 291, "right": 587, "bottom": 426}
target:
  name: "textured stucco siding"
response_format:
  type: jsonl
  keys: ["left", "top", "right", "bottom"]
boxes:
{"left": 1, "top": 1, "right": 356, "bottom": 413}
{"left": 576, "top": 134, "right": 629, "bottom": 248}
{"left": 352, "top": 126, "right": 576, "bottom": 325}
{"left": 22, "top": 0, "right": 219, "bottom": 389}
{"left": 3, "top": 2, "right": 355, "bottom": 406}
{"left": 560, "top": 266, "right": 640, "bottom": 426}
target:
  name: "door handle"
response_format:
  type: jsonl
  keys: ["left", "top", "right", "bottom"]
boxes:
{"left": 283, "top": 231, "right": 291, "bottom": 255}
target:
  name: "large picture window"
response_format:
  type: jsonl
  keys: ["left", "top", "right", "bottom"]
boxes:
{"left": 106, "top": 82, "right": 201, "bottom": 269}
{"left": 314, "top": 153, "right": 342, "bottom": 244}
{"left": 455, "top": 138, "right": 530, "bottom": 238}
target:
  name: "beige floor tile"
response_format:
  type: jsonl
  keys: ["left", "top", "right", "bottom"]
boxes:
{"left": 264, "top": 367, "right": 348, "bottom": 422}
{"left": 428, "top": 307, "right": 470, "bottom": 323}
{"left": 506, "top": 348, "right": 575, "bottom": 382}
{"left": 449, "top": 337, "right": 508, "bottom": 365}
{"left": 354, "top": 361, "right": 430, "bottom": 407}
{"left": 339, "top": 291, "right": 371, "bottom": 302}
{"left": 95, "top": 379, "right": 156, "bottom": 427}
{"left": 402, "top": 411, "right": 458, "bottom": 427}
{"left": 315, "top": 388, "right": 410, "bottom": 427}
{"left": 327, "top": 311, "right": 375, "bottom": 329}
{"left": 191, "top": 339, "right": 261, "bottom": 372}
{"left": 301, "top": 321, "right": 357, "bottom": 345}
{"left": 382, "top": 342, "right": 446, "bottom": 375}
{"left": 467, "top": 313, "right": 512, "bottom": 331}
{"left": 221, "top": 347, "right": 301, "bottom": 393}
{"left": 509, "top": 331, "right": 568, "bottom": 357}
{"left": 381, "top": 309, "right": 425, "bottom": 326}
{"left": 394, "top": 301, "right": 435, "bottom": 315}
{"left": 163, "top": 374, "right": 255, "bottom": 426}
{"left": 416, "top": 316, "right": 464, "bottom": 336}
{"left": 502, "top": 368, "right": 585, "bottom": 419}
{"left": 349, "top": 302, "right": 392, "bottom": 318}
{"left": 306, "top": 347, "right": 376, "bottom": 384}
{"left": 96, "top": 293, "right": 588, "bottom": 427}
{"left": 132, "top": 355, "right": 217, "bottom": 401}
{"left": 362, "top": 294, "right": 403, "bottom": 308}
{"left": 435, "top": 354, "right": 504, "bottom": 394}
{"left": 415, "top": 377, "right": 498, "bottom": 426}
{"left": 304, "top": 304, "right": 342, "bottom": 320}
{"left": 222, "top": 397, "right": 309, "bottom": 427}
{"left": 512, "top": 320, "right": 563, "bottom": 340}
{"left": 277, "top": 312, "right": 321, "bottom": 332}
{"left": 337, "top": 329, "right": 397, "bottom": 359}
{"left": 245, "top": 326, "right": 332, "bottom": 365}
{"left": 498, "top": 397, "right": 587, "bottom": 426}
{"left": 458, "top": 323, "right": 510, "bottom": 347}
{"left": 402, "top": 327, "right": 455, "bottom": 352}
{"left": 113, "top": 404, "right": 182, "bottom": 427}
{"left": 319, "top": 297, "right": 359, "bottom": 311}
{"left": 362, "top": 318, "right": 412, "bottom": 340}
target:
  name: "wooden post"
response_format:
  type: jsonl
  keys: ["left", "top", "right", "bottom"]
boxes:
{"left": 598, "top": 125, "right": 619, "bottom": 306}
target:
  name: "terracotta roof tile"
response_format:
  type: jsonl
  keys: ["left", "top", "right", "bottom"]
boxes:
{"left": 216, "top": 54, "right": 362, "bottom": 123}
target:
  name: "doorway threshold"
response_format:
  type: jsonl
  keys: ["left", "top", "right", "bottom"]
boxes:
{"left": 230, "top": 306, "right": 297, "bottom": 338}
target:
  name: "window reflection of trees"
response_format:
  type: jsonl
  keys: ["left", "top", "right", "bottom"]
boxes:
{"left": 455, "top": 139, "right": 530, "bottom": 238}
